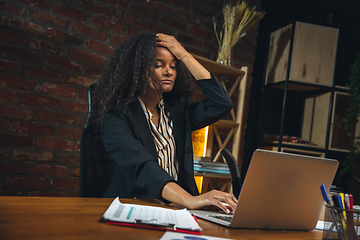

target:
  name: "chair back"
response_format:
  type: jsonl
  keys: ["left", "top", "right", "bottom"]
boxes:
{"left": 79, "top": 84, "right": 109, "bottom": 197}
{"left": 220, "top": 148, "right": 243, "bottom": 199}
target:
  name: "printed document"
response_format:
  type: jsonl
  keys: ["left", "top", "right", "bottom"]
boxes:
{"left": 103, "top": 197, "right": 201, "bottom": 231}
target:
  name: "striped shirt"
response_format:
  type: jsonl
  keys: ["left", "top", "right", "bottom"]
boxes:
{"left": 138, "top": 97, "right": 179, "bottom": 180}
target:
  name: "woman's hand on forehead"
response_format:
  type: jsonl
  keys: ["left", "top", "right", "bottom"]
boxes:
{"left": 156, "top": 33, "right": 190, "bottom": 61}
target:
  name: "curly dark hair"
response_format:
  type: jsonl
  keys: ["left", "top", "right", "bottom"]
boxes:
{"left": 88, "top": 32, "right": 196, "bottom": 132}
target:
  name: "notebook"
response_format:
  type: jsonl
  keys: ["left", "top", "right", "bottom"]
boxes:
{"left": 190, "top": 149, "right": 339, "bottom": 230}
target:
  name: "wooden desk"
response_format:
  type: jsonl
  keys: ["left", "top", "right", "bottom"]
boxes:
{"left": 0, "top": 196, "right": 324, "bottom": 240}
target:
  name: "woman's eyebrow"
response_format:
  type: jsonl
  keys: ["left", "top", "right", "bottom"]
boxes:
{"left": 155, "top": 58, "right": 177, "bottom": 62}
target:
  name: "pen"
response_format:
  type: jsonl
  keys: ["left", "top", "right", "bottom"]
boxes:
{"left": 332, "top": 194, "right": 341, "bottom": 208}
{"left": 346, "top": 194, "right": 357, "bottom": 240}
{"left": 320, "top": 184, "right": 331, "bottom": 205}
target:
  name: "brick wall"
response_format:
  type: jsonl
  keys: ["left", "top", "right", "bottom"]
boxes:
{"left": 0, "top": 0, "right": 261, "bottom": 197}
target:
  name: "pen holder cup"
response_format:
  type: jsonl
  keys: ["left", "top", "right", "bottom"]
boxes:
{"left": 323, "top": 205, "right": 360, "bottom": 240}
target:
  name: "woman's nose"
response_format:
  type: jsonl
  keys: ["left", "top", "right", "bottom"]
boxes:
{"left": 164, "top": 66, "right": 173, "bottom": 76}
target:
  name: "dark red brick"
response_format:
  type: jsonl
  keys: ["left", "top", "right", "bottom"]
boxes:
{"left": 29, "top": 38, "right": 69, "bottom": 56}
{"left": 71, "top": 49, "right": 106, "bottom": 65}
{"left": 0, "top": 59, "right": 18, "bottom": 71}
{"left": 36, "top": 136, "right": 74, "bottom": 151}
{"left": 0, "top": 88, "right": 16, "bottom": 102}
{"left": 31, "top": 11, "right": 67, "bottom": 27}
{"left": 15, "top": 0, "right": 49, "bottom": 10}
{"left": 71, "top": 167, "right": 79, "bottom": 177}
{"left": 0, "top": 119, "right": 8, "bottom": 131}
{"left": 55, "top": 154, "right": 79, "bottom": 164}
{"left": 5, "top": 177, "right": 47, "bottom": 189}
{"left": 130, "top": 3, "right": 158, "bottom": 20}
{"left": 85, "top": 66, "right": 103, "bottom": 77}
{"left": 99, "top": 0, "right": 127, "bottom": 9}
{"left": 45, "top": 28, "right": 64, "bottom": 41}
{"left": 189, "top": 25, "right": 212, "bottom": 40}
{"left": 52, "top": 178, "right": 79, "bottom": 189}
{"left": 44, "top": 54, "right": 81, "bottom": 72}
{"left": 2, "top": 16, "right": 43, "bottom": 36}
{"left": 200, "top": 40, "right": 218, "bottom": 54}
{"left": 0, "top": 191, "right": 25, "bottom": 196}
{"left": 63, "top": 33, "right": 83, "bottom": 46}
{"left": 115, "top": 12, "right": 143, "bottom": 29}
{"left": 29, "top": 191, "right": 67, "bottom": 197}
{"left": 0, "top": 106, "right": 32, "bottom": 120}
{"left": 0, "top": 134, "right": 33, "bottom": 147}
{"left": 72, "top": 22, "right": 106, "bottom": 41}
{"left": 64, "top": 74, "right": 97, "bottom": 87}
{"left": 77, "top": 1, "right": 111, "bottom": 17}
{"left": 79, "top": 89, "right": 87, "bottom": 101}
{"left": 12, "top": 150, "right": 53, "bottom": 162}
{"left": 108, "top": 33, "right": 127, "bottom": 45}
{"left": 86, "top": 41, "right": 113, "bottom": 55}
{"left": 0, "top": 74, "right": 36, "bottom": 90}
{"left": 30, "top": 165, "right": 68, "bottom": 176}
{"left": 0, "top": 29, "right": 26, "bottom": 45}
{"left": 62, "top": 101, "right": 87, "bottom": 113}
{"left": 161, "top": 16, "right": 186, "bottom": 31}
{"left": 19, "top": 94, "right": 59, "bottom": 109}
{"left": 145, "top": 1, "right": 173, "bottom": 13}
{"left": 35, "top": 110, "right": 74, "bottom": 125}
{"left": 22, "top": 65, "right": 61, "bottom": 82}
{"left": 177, "top": 9, "right": 200, "bottom": 24}
{"left": 12, "top": 121, "right": 55, "bottom": 135}
{"left": 0, "top": 44, "right": 41, "bottom": 64}
{"left": 75, "top": 141, "right": 80, "bottom": 151}
{"left": 91, "top": 15, "right": 125, "bottom": 33}
{"left": 145, "top": 23, "right": 171, "bottom": 35}
{"left": 167, "top": 0, "right": 189, "bottom": 8}
{"left": 52, "top": 3, "right": 88, "bottom": 22}
{"left": 0, "top": 163, "right": 26, "bottom": 174}
{"left": 58, "top": 126, "right": 82, "bottom": 140}
{"left": 39, "top": 83, "right": 77, "bottom": 98}
{"left": 1, "top": 2, "right": 25, "bottom": 16}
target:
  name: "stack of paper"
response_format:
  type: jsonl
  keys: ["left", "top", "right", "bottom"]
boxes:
{"left": 103, "top": 197, "right": 202, "bottom": 233}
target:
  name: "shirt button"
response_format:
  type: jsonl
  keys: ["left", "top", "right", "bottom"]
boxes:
{"left": 186, "top": 148, "right": 191, "bottom": 153}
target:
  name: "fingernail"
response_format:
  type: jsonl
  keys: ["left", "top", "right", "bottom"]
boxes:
{"left": 226, "top": 209, "right": 230, "bottom": 214}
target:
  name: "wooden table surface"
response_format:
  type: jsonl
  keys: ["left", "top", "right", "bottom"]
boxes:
{"left": 0, "top": 196, "right": 324, "bottom": 240}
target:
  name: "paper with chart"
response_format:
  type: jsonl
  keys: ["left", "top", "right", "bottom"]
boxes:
{"left": 103, "top": 197, "right": 201, "bottom": 231}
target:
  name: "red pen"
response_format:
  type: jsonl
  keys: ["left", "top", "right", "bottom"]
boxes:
{"left": 346, "top": 194, "right": 357, "bottom": 240}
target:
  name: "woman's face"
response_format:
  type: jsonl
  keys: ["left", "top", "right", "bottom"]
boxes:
{"left": 150, "top": 47, "right": 177, "bottom": 94}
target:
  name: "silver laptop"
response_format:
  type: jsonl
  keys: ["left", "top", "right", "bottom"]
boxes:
{"left": 190, "top": 149, "right": 339, "bottom": 230}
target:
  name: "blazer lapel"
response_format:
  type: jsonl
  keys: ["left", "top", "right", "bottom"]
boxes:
{"left": 127, "top": 100, "right": 158, "bottom": 160}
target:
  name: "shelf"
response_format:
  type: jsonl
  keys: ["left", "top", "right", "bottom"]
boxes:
{"left": 329, "top": 92, "right": 360, "bottom": 151}
{"left": 192, "top": 54, "right": 245, "bottom": 77}
{"left": 258, "top": 144, "right": 325, "bottom": 157}
{"left": 190, "top": 54, "right": 248, "bottom": 165}
{"left": 213, "top": 119, "right": 239, "bottom": 128}
{"left": 264, "top": 81, "right": 332, "bottom": 92}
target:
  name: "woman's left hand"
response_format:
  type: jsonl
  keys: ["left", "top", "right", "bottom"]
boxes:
{"left": 156, "top": 33, "right": 190, "bottom": 61}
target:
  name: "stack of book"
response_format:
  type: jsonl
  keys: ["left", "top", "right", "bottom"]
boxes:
{"left": 194, "top": 160, "right": 230, "bottom": 176}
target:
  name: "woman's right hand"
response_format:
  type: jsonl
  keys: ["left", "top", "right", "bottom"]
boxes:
{"left": 162, "top": 182, "right": 237, "bottom": 213}
{"left": 184, "top": 189, "right": 237, "bottom": 213}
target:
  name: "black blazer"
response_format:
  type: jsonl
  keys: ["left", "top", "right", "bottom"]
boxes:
{"left": 100, "top": 75, "right": 233, "bottom": 200}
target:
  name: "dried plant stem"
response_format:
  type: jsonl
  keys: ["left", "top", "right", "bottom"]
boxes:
{"left": 215, "top": 1, "right": 265, "bottom": 66}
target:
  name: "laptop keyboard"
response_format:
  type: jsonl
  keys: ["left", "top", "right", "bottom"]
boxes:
{"left": 208, "top": 215, "right": 233, "bottom": 222}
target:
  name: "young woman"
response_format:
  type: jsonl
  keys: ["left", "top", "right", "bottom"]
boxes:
{"left": 89, "top": 32, "right": 237, "bottom": 213}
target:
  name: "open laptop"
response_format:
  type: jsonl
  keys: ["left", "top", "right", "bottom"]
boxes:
{"left": 190, "top": 149, "right": 339, "bottom": 230}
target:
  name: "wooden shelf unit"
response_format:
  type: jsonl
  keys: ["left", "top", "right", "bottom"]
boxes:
{"left": 258, "top": 21, "right": 347, "bottom": 157}
{"left": 192, "top": 54, "right": 248, "bottom": 164}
